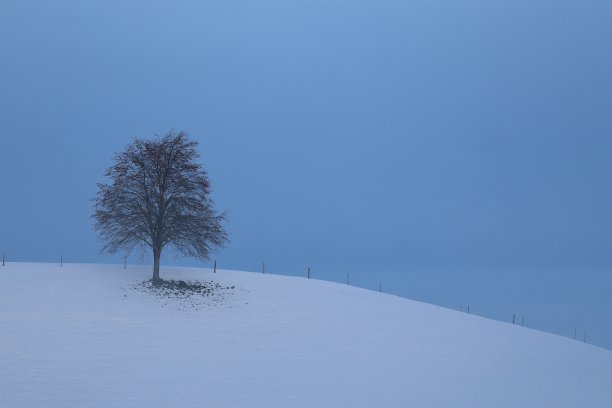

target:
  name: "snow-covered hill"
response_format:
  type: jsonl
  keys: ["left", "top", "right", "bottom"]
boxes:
{"left": 1, "top": 263, "right": 611, "bottom": 407}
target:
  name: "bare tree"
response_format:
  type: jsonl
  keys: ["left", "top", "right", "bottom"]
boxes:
{"left": 93, "top": 130, "right": 228, "bottom": 282}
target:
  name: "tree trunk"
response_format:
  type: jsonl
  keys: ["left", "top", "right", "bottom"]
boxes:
{"left": 152, "top": 247, "right": 161, "bottom": 282}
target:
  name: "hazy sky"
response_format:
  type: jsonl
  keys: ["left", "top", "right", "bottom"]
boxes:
{"left": 1, "top": 0, "right": 611, "bottom": 348}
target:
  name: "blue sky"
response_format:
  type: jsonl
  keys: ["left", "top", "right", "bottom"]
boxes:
{"left": 1, "top": 0, "right": 611, "bottom": 348}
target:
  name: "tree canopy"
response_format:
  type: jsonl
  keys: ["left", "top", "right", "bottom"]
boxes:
{"left": 93, "top": 130, "right": 228, "bottom": 281}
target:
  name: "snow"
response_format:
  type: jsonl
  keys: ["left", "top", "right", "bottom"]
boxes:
{"left": 1, "top": 262, "right": 611, "bottom": 407}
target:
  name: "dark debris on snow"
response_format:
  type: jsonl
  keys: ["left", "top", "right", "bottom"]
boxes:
{"left": 127, "top": 279, "right": 235, "bottom": 310}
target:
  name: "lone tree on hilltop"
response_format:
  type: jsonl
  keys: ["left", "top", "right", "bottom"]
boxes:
{"left": 93, "top": 130, "right": 228, "bottom": 282}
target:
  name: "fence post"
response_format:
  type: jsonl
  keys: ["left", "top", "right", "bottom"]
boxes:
{"left": 2, "top": 255, "right": 4, "bottom": 267}
{"left": 307, "top": 267, "right": 310, "bottom": 279}
{"left": 214, "top": 260, "right": 217, "bottom": 273}
{"left": 262, "top": 262, "right": 265, "bottom": 274}
{"left": 379, "top": 283, "right": 382, "bottom": 292}
{"left": 60, "top": 255, "right": 63, "bottom": 267}
{"left": 521, "top": 315, "right": 524, "bottom": 326}
{"left": 123, "top": 255, "right": 127, "bottom": 270}
{"left": 512, "top": 314, "right": 515, "bottom": 324}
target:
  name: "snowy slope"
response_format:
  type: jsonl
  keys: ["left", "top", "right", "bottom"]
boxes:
{"left": 1, "top": 263, "right": 611, "bottom": 407}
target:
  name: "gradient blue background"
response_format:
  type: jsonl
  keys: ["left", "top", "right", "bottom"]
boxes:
{"left": 1, "top": 0, "right": 611, "bottom": 349}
